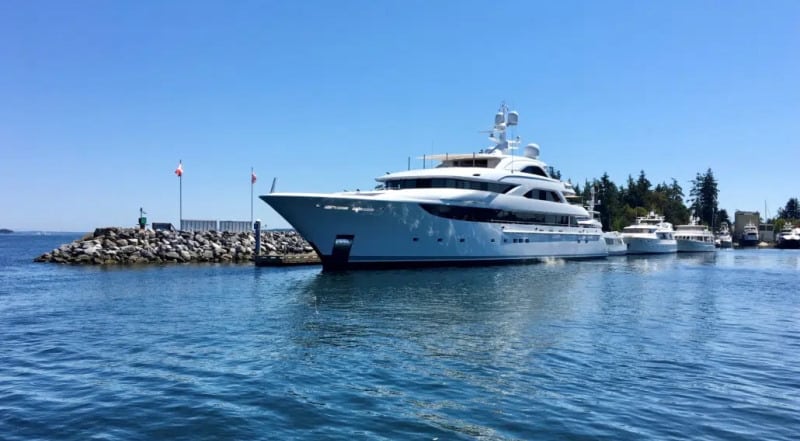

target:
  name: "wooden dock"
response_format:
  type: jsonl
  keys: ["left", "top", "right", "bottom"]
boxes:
{"left": 254, "top": 253, "right": 321, "bottom": 267}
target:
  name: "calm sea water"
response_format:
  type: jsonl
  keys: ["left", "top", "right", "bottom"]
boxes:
{"left": 1, "top": 233, "right": 799, "bottom": 440}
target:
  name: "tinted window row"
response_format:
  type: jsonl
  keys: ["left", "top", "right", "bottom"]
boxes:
{"left": 446, "top": 159, "right": 489, "bottom": 168}
{"left": 386, "top": 178, "right": 516, "bottom": 194}
{"left": 420, "top": 204, "right": 578, "bottom": 226}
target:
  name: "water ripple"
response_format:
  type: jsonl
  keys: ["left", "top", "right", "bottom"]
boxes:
{"left": 2, "top": 236, "right": 800, "bottom": 440}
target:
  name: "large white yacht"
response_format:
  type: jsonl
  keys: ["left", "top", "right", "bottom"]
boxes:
{"left": 621, "top": 212, "right": 678, "bottom": 254}
{"left": 674, "top": 218, "right": 716, "bottom": 252}
{"left": 260, "top": 105, "right": 608, "bottom": 270}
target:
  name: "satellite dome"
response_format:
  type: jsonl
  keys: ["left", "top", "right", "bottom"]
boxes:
{"left": 524, "top": 143, "right": 540, "bottom": 159}
{"left": 507, "top": 111, "right": 519, "bottom": 126}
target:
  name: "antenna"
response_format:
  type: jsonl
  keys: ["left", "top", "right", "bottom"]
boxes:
{"left": 269, "top": 177, "right": 277, "bottom": 193}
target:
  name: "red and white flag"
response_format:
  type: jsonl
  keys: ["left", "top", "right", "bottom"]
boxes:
{"left": 251, "top": 170, "right": 257, "bottom": 184}
{"left": 175, "top": 161, "right": 183, "bottom": 177}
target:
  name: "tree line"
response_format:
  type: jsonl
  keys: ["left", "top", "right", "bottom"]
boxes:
{"left": 571, "top": 168, "right": 800, "bottom": 233}
{"left": 772, "top": 197, "right": 800, "bottom": 233}
{"left": 572, "top": 168, "right": 728, "bottom": 232}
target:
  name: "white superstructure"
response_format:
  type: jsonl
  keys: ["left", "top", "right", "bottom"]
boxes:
{"left": 621, "top": 212, "right": 678, "bottom": 254}
{"left": 739, "top": 222, "right": 760, "bottom": 247}
{"left": 716, "top": 222, "right": 733, "bottom": 248}
{"left": 675, "top": 218, "right": 716, "bottom": 252}
{"left": 260, "top": 104, "right": 608, "bottom": 270}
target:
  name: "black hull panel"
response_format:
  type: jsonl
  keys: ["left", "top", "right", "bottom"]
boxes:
{"left": 776, "top": 240, "right": 800, "bottom": 249}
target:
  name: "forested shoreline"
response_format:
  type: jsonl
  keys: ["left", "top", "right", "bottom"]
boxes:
{"left": 571, "top": 169, "right": 798, "bottom": 232}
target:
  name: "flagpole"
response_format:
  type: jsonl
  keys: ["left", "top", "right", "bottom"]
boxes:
{"left": 179, "top": 160, "right": 183, "bottom": 231}
{"left": 179, "top": 174, "right": 182, "bottom": 230}
{"left": 250, "top": 166, "right": 254, "bottom": 225}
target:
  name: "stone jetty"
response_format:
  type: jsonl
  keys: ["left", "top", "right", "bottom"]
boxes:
{"left": 34, "top": 227, "right": 315, "bottom": 265}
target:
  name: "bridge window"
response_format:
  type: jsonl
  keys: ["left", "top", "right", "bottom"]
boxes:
{"left": 523, "top": 189, "right": 563, "bottom": 202}
{"left": 520, "top": 166, "right": 549, "bottom": 177}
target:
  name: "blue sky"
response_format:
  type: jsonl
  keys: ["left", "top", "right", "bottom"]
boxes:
{"left": 1, "top": 0, "right": 798, "bottom": 231}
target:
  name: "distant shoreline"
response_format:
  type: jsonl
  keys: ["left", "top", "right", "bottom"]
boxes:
{"left": 0, "top": 228, "right": 14, "bottom": 234}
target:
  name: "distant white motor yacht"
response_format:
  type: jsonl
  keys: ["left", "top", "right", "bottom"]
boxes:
{"left": 621, "top": 212, "right": 678, "bottom": 254}
{"left": 675, "top": 218, "right": 716, "bottom": 252}
{"left": 716, "top": 222, "right": 733, "bottom": 248}
{"left": 739, "top": 222, "right": 760, "bottom": 247}
{"left": 261, "top": 104, "right": 608, "bottom": 270}
{"left": 775, "top": 225, "right": 800, "bottom": 249}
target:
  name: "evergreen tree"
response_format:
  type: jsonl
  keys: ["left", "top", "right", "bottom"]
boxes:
{"left": 778, "top": 198, "right": 799, "bottom": 220}
{"left": 715, "top": 209, "right": 731, "bottom": 230}
{"left": 623, "top": 171, "right": 651, "bottom": 209}
{"left": 654, "top": 179, "right": 689, "bottom": 225}
{"left": 636, "top": 170, "right": 652, "bottom": 203}
{"left": 689, "top": 168, "right": 719, "bottom": 227}
{"left": 596, "top": 173, "right": 621, "bottom": 231}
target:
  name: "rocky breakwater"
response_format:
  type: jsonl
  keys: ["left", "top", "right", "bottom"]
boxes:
{"left": 34, "top": 227, "right": 314, "bottom": 265}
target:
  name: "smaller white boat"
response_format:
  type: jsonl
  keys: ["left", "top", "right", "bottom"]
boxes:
{"left": 675, "top": 218, "right": 716, "bottom": 252}
{"left": 603, "top": 231, "right": 627, "bottom": 256}
{"left": 716, "top": 222, "right": 733, "bottom": 248}
{"left": 621, "top": 212, "right": 677, "bottom": 254}
{"left": 739, "top": 222, "right": 759, "bottom": 247}
{"left": 775, "top": 225, "right": 800, "bottom": 249}
{"left": 576, "top": 188, "right": 626, "bottom": 256}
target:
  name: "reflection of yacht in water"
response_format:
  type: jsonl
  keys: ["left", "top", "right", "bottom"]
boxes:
{"left": 738, "top": 222, "right": 759, "bottom": 247}
{"left": 674, "top": 218, "right": 716, "bottom": 252}
{"left": 621, "top": 212, "right": 677, "bottom": 254}
{"left": 261, "top": 104, "right": 607, "bottom": 270}
{"left": 716, "top": 222, "right": 733, "bottom": 248}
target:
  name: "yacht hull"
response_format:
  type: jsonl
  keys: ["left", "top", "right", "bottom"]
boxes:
{"left": 603, "top": 232, "right": 627, "bottom": 256}
{"left": 776, "top": 238, "right": 800, "bottom": 249}
{"left": 623, "top": 238, "right": 677, "bottom": 255}
{"left": 261, "top": 193, "right": 608, "bottom": 270}
{"left": 676, "top": 240, "right": 716, "bottom": 252}
{"left": 738, "top": 238, "right": 759, "bottom": 247}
